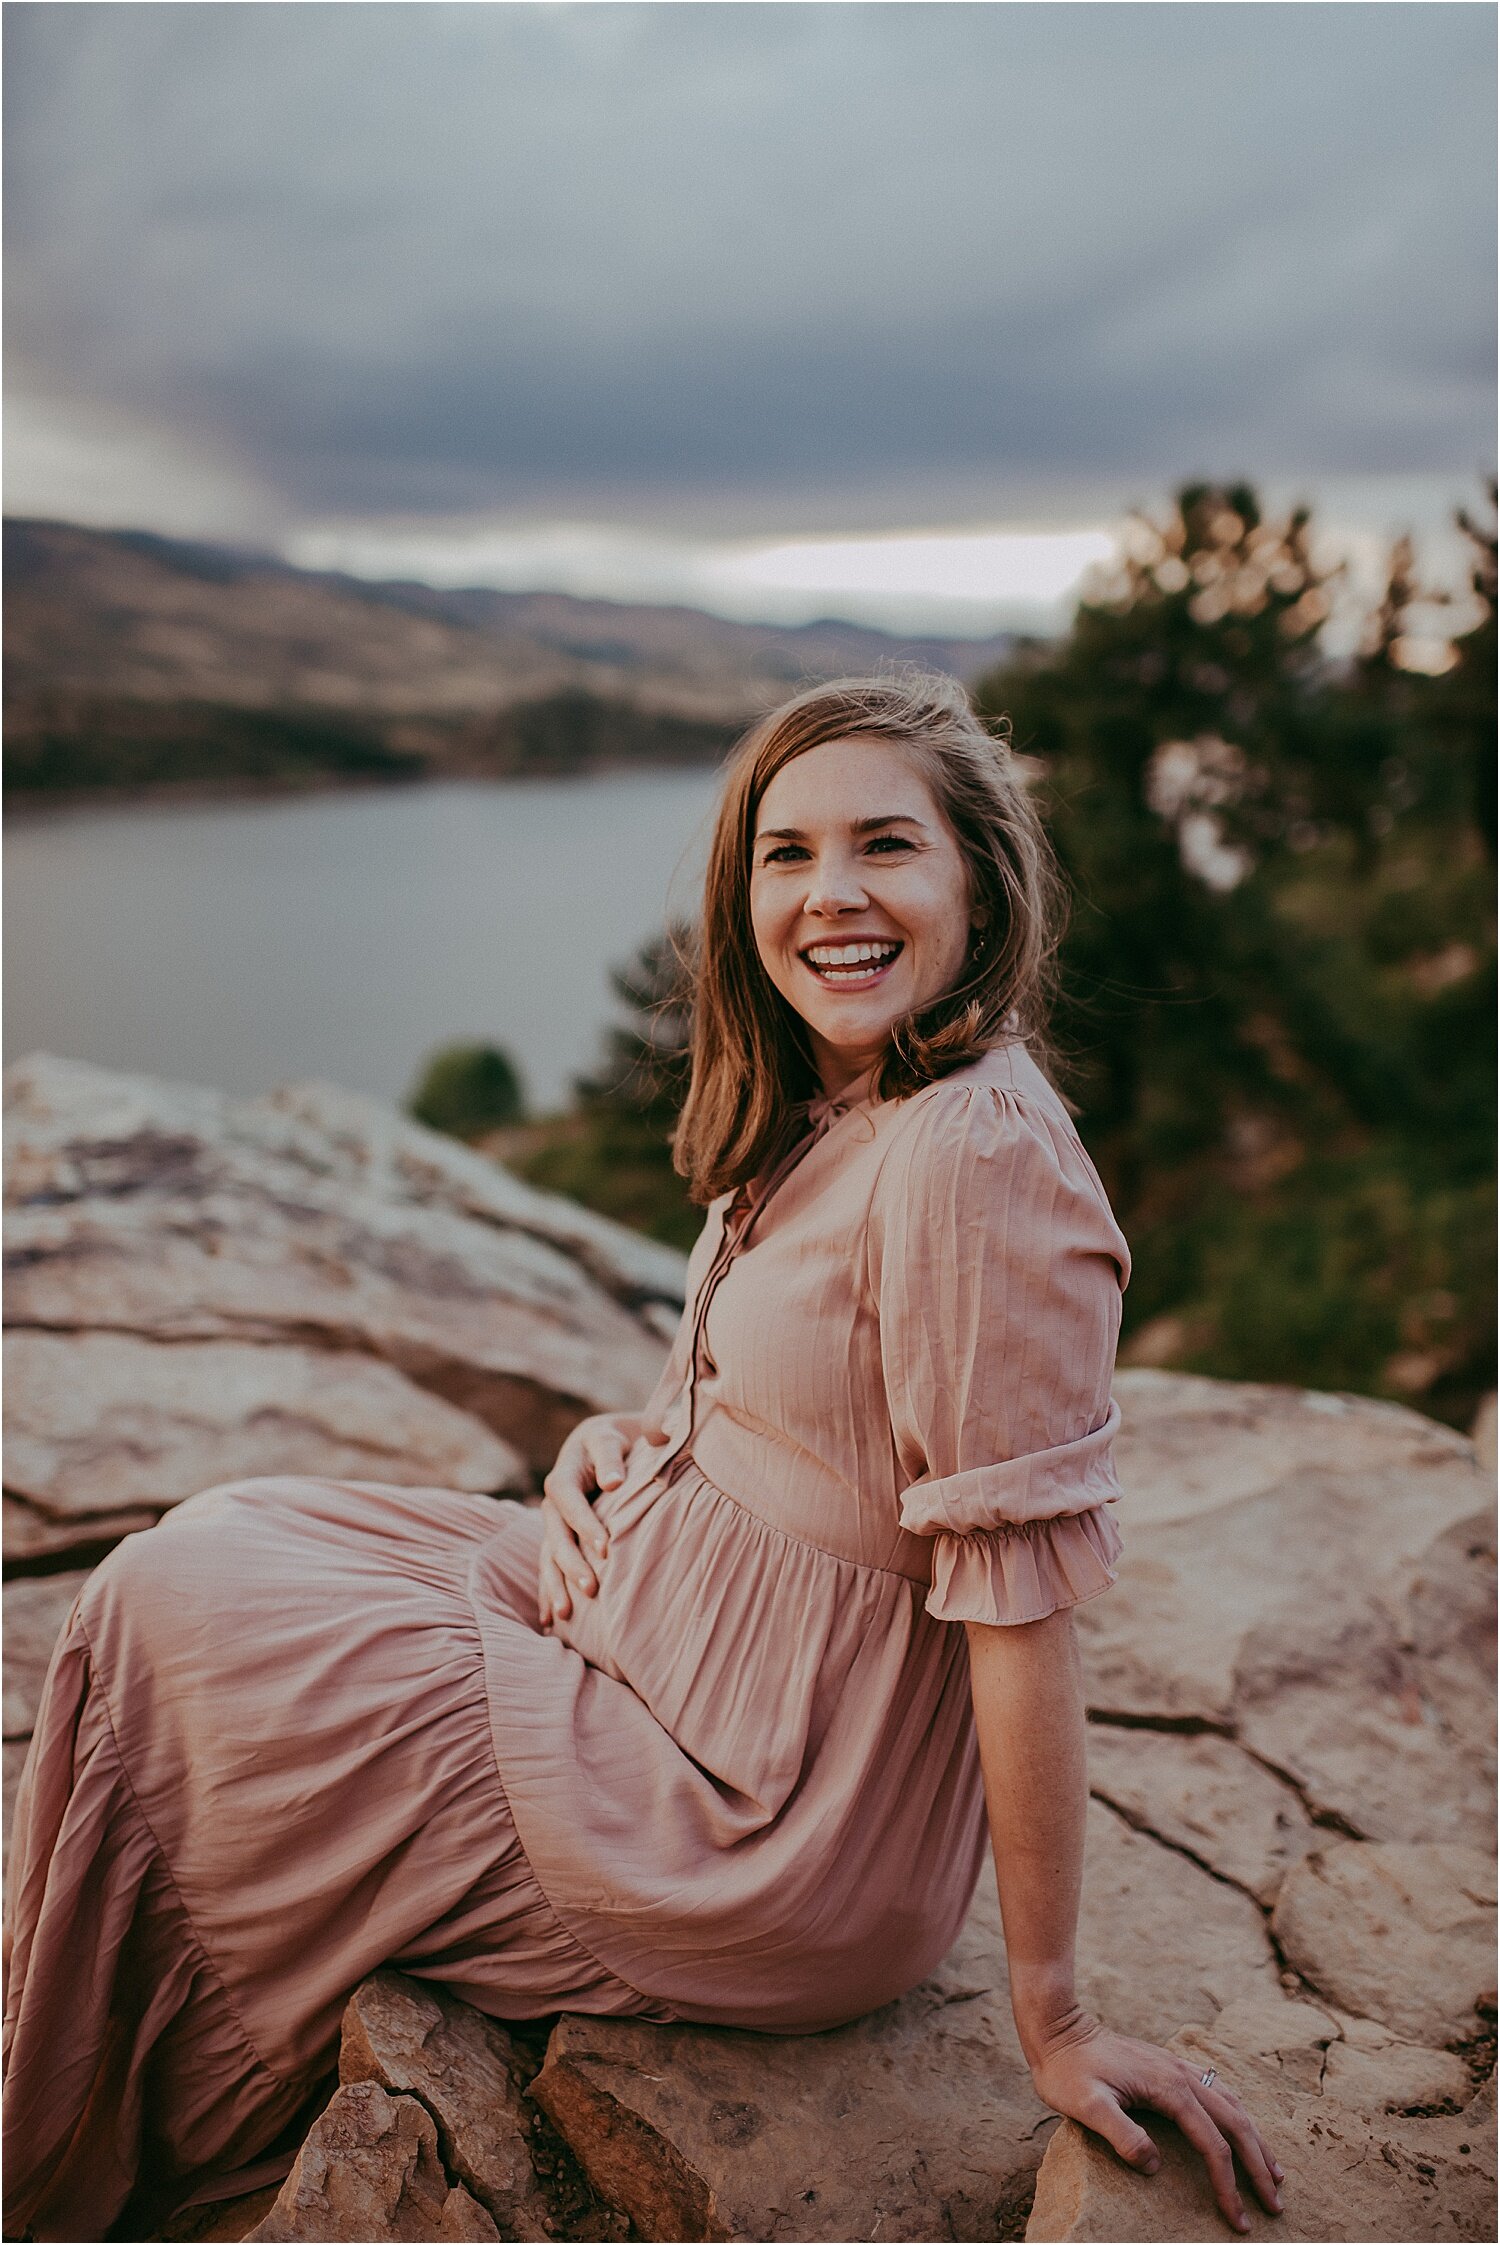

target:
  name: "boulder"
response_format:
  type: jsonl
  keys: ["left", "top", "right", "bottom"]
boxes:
{"left": 1026, "top": 1993, "right": 1495, "bottom": 2242}
{"left": 1087, "top": 1374, "right": 1494, "bottom": 1852}
{"left": 263, "top": 1078, "right": 686, "bottom": 1312}
{"left": 531, "top": 1865, "right": 1048, "bottom": 2245}
{"left": 4, "top": 1740, "right": 31, "bottom": 1846}
{"left": 5, "top": 1489, "right": 159, "bottom": 1566}
{"left": 4, "top": 1329, "right": 526, "bottom": 1520}
{"left": 339, "top": 1970, "right": 550, "bottom": 2240}
{"left": 243, "top": 2080, "right": 498, "bottom": 2242}
{"left": 3, "top": 1569, "right": 89, "bottom": 1740}
{"left": 3, "top": 1053, "right": 686, "bottom": 1486}
{"left": 528, "top": 1804, "right": 1277, "bottom": 2244}
{"left": 1271, "top": 1841, "right": 1497, "bottom": 2047}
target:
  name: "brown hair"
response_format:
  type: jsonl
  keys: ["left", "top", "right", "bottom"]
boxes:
{"left": 671, "top": 669, "right": 1067, "bottom": 1203}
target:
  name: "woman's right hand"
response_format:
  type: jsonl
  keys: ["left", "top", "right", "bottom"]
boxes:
{"left": 537, "top": 1414, "right": 640, "bottom": 1627}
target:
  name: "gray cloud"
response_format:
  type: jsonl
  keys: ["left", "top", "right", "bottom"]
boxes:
{"left": 4, "top": 1, "right": 1494, "bottom": 529}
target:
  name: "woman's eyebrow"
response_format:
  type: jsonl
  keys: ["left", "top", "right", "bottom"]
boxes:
{"left": 755, "top": 813, "right": 929, "bottom": 841}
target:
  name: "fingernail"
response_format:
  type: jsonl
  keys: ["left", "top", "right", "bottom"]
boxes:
{"left": 1271, "top": 2164, "right": 1284, "bottom": 2180}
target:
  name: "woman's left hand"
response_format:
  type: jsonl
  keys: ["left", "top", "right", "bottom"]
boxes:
{"left": 1028, "top": 2014, "right": 1285, "bottom": 2234}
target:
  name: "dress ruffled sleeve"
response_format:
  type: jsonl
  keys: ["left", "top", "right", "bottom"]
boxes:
{"left": 868, "top": 1076, "right": 1132, "bottom": 1626}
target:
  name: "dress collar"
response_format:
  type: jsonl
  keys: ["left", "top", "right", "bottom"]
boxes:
{"left": 724, "top": 1066, "right": 880, "bottom": 1235}
{"left": 800, "top": 1062, "right": 881, "bottom": 1133}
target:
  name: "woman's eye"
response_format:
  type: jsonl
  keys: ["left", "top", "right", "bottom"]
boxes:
{"left": 867, "top": 834, "right": 915, "bottom": 854}
{"left": 759, "top": 843, "right": 808, "bottom": 864}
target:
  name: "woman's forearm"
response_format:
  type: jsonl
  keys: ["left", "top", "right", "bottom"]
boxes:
{"left": 965, "top": 1607, "right": 1093, "bottom": 2071}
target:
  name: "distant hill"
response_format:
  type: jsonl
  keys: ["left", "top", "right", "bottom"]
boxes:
{"left": 3, "top": 519, "right": 1016, "bottom": 797}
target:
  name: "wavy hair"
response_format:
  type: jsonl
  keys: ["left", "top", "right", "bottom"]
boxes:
{"left": 672, "top": 670, "right": 1067, "bottom": 1202}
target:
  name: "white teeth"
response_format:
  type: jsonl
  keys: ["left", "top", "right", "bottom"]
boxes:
{"left": 805, "top": 941, "right": 900, "bottom": 967}
{"left": 801, "top": 938, "right": 902, "bottom": 987}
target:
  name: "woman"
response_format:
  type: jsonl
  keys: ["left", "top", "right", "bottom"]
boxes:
{"left": 3, "top": 673, "right": 1283, "bottom": 2241}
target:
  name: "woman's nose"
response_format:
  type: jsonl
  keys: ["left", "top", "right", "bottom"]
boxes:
{"left": 803, "top": 857, "right": 869, "bottom": 915}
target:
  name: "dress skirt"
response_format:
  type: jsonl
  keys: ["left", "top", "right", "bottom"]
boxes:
{"left": 2, "top": 1476, "right": 673, "bottom": 2244}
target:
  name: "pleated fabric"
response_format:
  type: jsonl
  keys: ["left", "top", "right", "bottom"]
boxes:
{"left": 2, "top": 1478, "right": 672, "bottom": 2241}
{"left": 2, "top": 1036, "right": 1131, "bottom": 2241}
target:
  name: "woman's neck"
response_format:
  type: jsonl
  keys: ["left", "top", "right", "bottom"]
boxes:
{"left": 813, "top": 1050, "right": 882, "bottom": 1107}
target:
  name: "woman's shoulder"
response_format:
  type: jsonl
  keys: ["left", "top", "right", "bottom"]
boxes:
{"left": 876, "top": 1040, "right": 1081, "bottom": 1170}
{"left": 869, "top": 1042, "right": 1127, "bottom": 1260}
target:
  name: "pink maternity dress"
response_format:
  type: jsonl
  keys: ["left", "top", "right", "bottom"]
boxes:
{"left": 3, "top": 1037, "right": 1131, "bottom": 2241}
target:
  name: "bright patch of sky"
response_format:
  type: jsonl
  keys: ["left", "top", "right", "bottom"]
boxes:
{"left": 282, "top": 519, "right": 1118, "bottom": 635}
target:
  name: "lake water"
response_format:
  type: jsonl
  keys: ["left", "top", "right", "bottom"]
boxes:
{"left": 4, "top": 772, "right": 724, "bottom": 1113}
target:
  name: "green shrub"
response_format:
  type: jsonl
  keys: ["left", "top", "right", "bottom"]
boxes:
{"left": 407, "top": 1042, "right": 527, "bottom": 1139}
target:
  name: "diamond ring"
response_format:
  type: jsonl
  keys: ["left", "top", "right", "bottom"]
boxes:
{"left": 1199, "top": 2067, "right": 1218, "bottom": 2090}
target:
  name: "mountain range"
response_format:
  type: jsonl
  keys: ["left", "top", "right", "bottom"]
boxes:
{"left": 4, "top": 519, "right": 1017, "bottom": 796}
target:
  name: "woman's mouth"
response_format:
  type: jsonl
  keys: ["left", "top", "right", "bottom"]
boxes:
{"left": 800, "top": 939, "right": 904, "bottom": 987}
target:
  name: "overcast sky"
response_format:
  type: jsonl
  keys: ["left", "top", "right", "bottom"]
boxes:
{"left": 4, "top": 1, "right": 1493, "bottom": 629}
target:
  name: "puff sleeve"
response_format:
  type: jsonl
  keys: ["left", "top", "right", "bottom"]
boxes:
{"left": 868, "top": 1081, "right": 1131, "bottom": 1625}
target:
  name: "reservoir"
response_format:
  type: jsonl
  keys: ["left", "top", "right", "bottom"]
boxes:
{"left": 4, "top": 771, "right": 723, "bottom": 1113}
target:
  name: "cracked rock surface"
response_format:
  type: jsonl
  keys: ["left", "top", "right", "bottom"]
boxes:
{"left": 1083, "top": 1723, "right": 1319, "bottom": 1906}
{"left": 243, "top": 2081, "right": 499, "bottom": 2241}
{"left": 338, "top": 1972, "right": 552, "bottom": 2241}
{"left": 1080, "top": 1371, "right": 1494, "bottom": 1853}
{"left": 1271, "top": 1841, "right": 1497, "bottom": 2048}
{"left": 1027, "top": 1995, "right": 1496, "bottom": 2241}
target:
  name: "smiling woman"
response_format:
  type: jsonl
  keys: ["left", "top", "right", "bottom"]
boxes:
{"left": 753, "top": 766, "right": 976, "bottom": 1060}
{"left": 673, "top": 670, "right": 1064, "bottom": 1199}
{"left": 4, "top": 672, "right": 1283, "bottom": 2243}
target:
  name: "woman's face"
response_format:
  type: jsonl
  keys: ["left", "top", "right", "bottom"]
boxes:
{"left": 749, "top": 735, "right": 976, "bottom": 1097}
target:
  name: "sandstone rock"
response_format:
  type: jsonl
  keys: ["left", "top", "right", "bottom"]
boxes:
{"left": 1319, "top": 2009, "right": 1472, "bottom": 2113}
{"left": 244, "top": 2080, "right": 499, "bottom": 2242}
{"left": 1404, "top": 1512, "right": 1497, "bottom": 1750}
{"left": 1076, "top": 1797, "right": 1278, "bottom": 2038}
{"left": 4, "top": 1329, "right": 526, "bottom": 1517}
{"left": 4, "top": 1489, "right": 159, "bottom": 1566}
{"left": 339, "top": 1969, "right": 550, "bottom": 2240}
{"left": 532, "top": 1869, "right": 1048, "bottom": 2244}
{"left": 530, "top": 1807, "right": 1275, "bottom": 2243}
{"left": 1272, "top": 1841, "right": 1497, "bottom": 2046}
{"left": 4, "top": 1739, "right": 31, "bottom": 1848}
{"left": 264, "top": 1078, "right": 687, "bottom": 1314}
{"left": 1232, "top": 1508, "right": 1497, "bottom": 1857}
{"left": 3, "top": 1569, "right": 89, "bottom": 1739}
{"left": 4, "top": 1054, "right": 684, "bottom": 1473}
{"left": 1085, "top": 1725, "right": 1319, "bottom": 1906}
{"left": 1026, "top": 1992, "right": 1495, "bottom": 2242}
{"left": 1083, "top": 1373, "right": 1494, "bottom": 1852}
